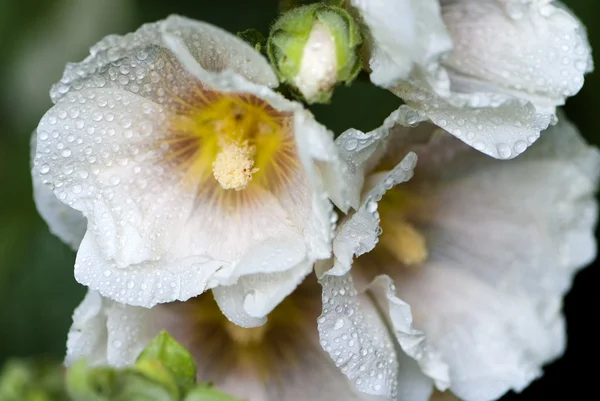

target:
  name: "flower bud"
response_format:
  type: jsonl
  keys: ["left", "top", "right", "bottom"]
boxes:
{"left": 268, "top": 4, "right": 362, "bottom": 103}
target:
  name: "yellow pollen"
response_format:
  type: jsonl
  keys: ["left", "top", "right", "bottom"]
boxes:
{"left": 380, "top": 220, "right": 428, "bottom": 266}
{"left": 212, "top": 140, "right": 259, "bottom": 191}
{"left": 224, "top": 320, "right": 269, "bottom": 346}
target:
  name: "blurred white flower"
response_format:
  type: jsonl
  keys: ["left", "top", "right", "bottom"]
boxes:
{"left": 327, "top": 110, "right": 599, "bottom": 401}
{"left": 31, "top": 16, "right": 349, "bottom": 325}
{"left": 351, "top": 0, "right": 593, "bottom": 159}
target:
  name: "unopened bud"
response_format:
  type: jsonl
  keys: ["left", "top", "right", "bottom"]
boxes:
{"left": 268, "top": 4, "right": 362, "bottom": 103}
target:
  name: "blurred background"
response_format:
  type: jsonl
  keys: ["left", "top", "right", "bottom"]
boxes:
{"left": 0, "top": 0, "right": 597, "bottom": 399}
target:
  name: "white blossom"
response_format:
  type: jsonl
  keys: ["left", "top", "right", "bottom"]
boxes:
{"left": 32, "top": 16, "right": 350, "bottom": 325}
{"left": 352, "top": 0, "right": 592, "bottom": 159}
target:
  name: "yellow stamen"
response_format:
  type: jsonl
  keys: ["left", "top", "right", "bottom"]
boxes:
{"left": 212, "top": 140, "right": 259, "bottom": 191}
{"left": 165, "top": 89, "right": 296, "bottom": 193}
{"left": 380, "top": 219, "right": 428, "bottom": 266}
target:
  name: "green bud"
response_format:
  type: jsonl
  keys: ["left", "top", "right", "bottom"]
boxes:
{"left": 268, "top": 3, "right": 362, "bottom": 103}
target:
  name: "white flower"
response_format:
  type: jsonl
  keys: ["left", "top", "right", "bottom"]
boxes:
{"left": 31, "top": 16, "right": 349, "bottom": 325}
{"left": 65, "top": 143, "right": 448, "bottom": 401}
{"left": 352, "top": 0, "right": 593, "bottom": 159}
{"left": 66, "top": 284, "right": 383, "bottom": 401}
{"left": 328, "top": 111, "right": 599, "bottom": 401}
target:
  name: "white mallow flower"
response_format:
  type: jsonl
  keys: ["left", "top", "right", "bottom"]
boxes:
{"left": 65, "top": 140, "right": 449, "bottom": 401}
{"left": 64, "top": 110, "right": 598, "bottom": 401}
{"left": 351, "top": 0, "right": 593, "bottom": 159}
{"left": 324, "top": 110, "right": 599, "bottom": 401}
{"left": 31, "top": 15, "right": 350, "bottom": 324}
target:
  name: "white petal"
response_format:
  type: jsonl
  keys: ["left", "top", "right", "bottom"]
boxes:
{"left": 374, "top": 116, "right": 599, "bottom": 400}
{"left": 392, "top": 265, "right": 563, "bottom": 401}
{"left": 409, "top": 117, "right": 599, "bottom": 316}
{"left": 31, "top": 132, "right": 86, "bottom": 250}
{"left": 329, "top": 152, "right": 417, "bottom": 276}
{"left": 213, "top": 253, "right": 313, "bottom": 327}
{"left": 367, "top": 276, "right": 449, "bottom": 391}
{"left": 68, "top": 289, "right": 372, "bottom": 401}
{"left": 442, "top": 0, "right": 592, "bottom": 106}
{"left": 66, "top": 290, "right": 158, "bottom": 367}
{"left": 392, "top": 0, "right": 592, "bottom": 159}
{"left": 74, "top": 232, "right": 225, "bottom": 307}
{"left": 393, "top": 87, "right": 553, "bottom": 159}
{"left": 351, "top": 0, "right": 452, "bottom": 89}
{"left": 318, "top": 274, "right": 399, "bottom": 398}
{"left": 51, "top": 15, "right": 278, "bottom": 103}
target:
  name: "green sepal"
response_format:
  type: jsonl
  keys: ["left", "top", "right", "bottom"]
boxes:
{"left": 267, "top": 3, "right": 363, "bottom": 103}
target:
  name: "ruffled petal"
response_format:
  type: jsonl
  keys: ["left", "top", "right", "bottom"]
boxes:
{"left": 391, "top": 264, "right": 563, "bottom": 401}
{"left": 66, "top": 290, "right": 157, "bottom": 367}
{"left": 51, "top": 15, "right": 278, "bottom": 104}
{"left": 350, "top": 0, "right": 452, "bottom": 89}
{"left": 318, "top": 274, "right": 399, "bottom": 398}
{"left": 388, "top": 0, "right": 592, "bottom": 159}
{"left": 368, "top": 115, "right": 599, "bottom": 400}
{"left": 31, "top": 132, "right": 86, "bottom": 250}
{"left": 67, "top": 286, "right": 371, "bottom": 401}
{"left": 329, "top": 151, "right": 417, "bottom": 276}
{"left": 393, "top": 86, "right": 554, "bottom": 159}
{"left": 442, "top": 0, "right": 592, "bottom": 106}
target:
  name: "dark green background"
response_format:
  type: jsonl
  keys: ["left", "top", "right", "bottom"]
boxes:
{"left": 0, "top": 1, "right": 597, "bottom": 399}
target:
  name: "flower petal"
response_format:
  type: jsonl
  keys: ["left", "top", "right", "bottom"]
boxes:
{"left": 318, "top": 274, "right": 398, "bottom": 398}
{"left": 442, "top": 0, "right": 592, "bottom": 106}
{"left": 392, "top": 264, "right": 563, "bottom": 401}
{"left": 391, "top": 0, "right": 592, "bottom": 159}
{"left": 51, "top": 15, "right": 278, "bottom": 103}
{"left": 405, "top": 116, "right": 599, "bottom": 316}
{"left": 367, "top": 275, "right": 449, "bottom": 391}
{"left": 392, "top": 87, "right": 554, "bottom": 159}
{"left": 66, "top": 290, "right": 157, "bottom": 367}
{"left": 67, "top": 288, "right": 371, "bottom": 401}
{"left": 371, "top": 115, "right": 599, "bottom": 400}
{"left": 212, "top": 238, "right": 312, "bottom": 327}
{"left": 31, "top": 132, "right": 86, "bottom": 250}
{"left": 328, "top": 151, "right": 417, "bottom": 276}
{"left": 351, "top": 0, "right": 452, "bottom": 89}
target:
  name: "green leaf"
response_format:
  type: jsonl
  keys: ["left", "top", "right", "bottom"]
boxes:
{"left": 136, "top": 332, "right": 197, "bottom": 390}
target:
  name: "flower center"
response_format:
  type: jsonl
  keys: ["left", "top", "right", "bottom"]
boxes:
{"left": 377, "top": 188, "right": 428, "bottom": 266}
{"left": 166, "top": 89, "right": 295, "bottom": 192}
{"left": 379, "top": 219, "right": 428, "bottom": 265}
{"left": 223, "top": 320, "right": 269, "bottom": 345}
{"left": 212, "top": 140, "right": 258, "bottom": 191}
